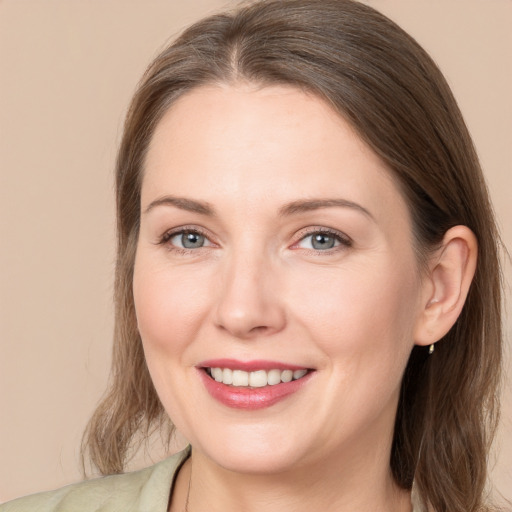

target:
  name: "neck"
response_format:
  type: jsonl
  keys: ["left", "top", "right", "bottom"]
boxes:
{"left": 171, "top": 444, "right": 412, "bottom": 512}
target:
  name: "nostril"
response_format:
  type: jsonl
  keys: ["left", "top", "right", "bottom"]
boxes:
{"left": 249, "top": 325, "right": 271, "bottom": 334}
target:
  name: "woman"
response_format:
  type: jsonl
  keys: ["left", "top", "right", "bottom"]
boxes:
{"left": 1, "top": 0, "right": 504, "bottom": 511}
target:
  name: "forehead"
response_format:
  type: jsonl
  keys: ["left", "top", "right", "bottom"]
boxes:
{"left": 142, "top": 84, "right": 410, "bottom": 229}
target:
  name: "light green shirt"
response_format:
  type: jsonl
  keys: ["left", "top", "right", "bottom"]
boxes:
{"left": 0, "top": 448, "right": 190, "bottom": 512}
{"left": 1, "top": 447, "right": 423, "bottom": 511}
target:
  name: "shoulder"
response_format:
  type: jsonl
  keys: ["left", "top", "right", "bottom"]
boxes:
{"left": 0, "top": 448, "right": 190, "bottom": 512}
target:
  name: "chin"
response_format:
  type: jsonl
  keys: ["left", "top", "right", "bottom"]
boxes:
{"left": 191, "top": 425, "right": 311, "bottom": 475}
{"left": 207, "top": 444, "right": 303, "bottom": 475}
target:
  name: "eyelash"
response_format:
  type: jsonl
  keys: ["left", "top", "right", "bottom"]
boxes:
{"left": 293, "top": 227, "right": 353, "bottom": 253}
{"left": 157, "top": 226, "right": 213, "bottom": 255}
{"left": 157, "top": 226, "right": 352, "bottom": 254}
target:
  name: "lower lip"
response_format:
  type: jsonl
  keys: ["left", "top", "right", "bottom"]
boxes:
{"left": 198, "top": 369, "right": 313, "bottom": 410}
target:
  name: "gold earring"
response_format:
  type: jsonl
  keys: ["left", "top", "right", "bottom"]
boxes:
{"left": 429, "top": 344, "right": 435, "bottom": 355}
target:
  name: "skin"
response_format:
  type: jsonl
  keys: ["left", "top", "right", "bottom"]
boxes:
{"left": 133, "top": 84, "right": 476, "bottom": 512}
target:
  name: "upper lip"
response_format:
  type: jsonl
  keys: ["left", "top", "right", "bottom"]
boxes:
{"left": 198, "top": 358, "right": 310, "bottom": 372}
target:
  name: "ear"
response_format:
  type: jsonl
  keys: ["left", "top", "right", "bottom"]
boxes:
{"left": 414, "top": 225, "right": 478, "bottom": 347}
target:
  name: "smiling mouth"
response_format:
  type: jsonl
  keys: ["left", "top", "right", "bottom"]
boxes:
{"left": 204, "top": 367, "right": 309, "bottom": 387}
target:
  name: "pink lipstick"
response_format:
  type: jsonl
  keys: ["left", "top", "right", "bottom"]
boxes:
{"left": 197, "top": 359, "right": 314, "bottom": 410}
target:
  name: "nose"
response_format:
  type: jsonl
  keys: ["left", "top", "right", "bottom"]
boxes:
{"left": 213, "top": 251, "right": 287, "bottom": 340}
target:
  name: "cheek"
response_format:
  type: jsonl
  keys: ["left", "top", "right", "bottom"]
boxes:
{"left": 289, "top": 257, "right": 420, "bottom": 358}
{"left": 291, "top": 259, "right": 421, "bottom": 423}
{"left": 132, "top": 258, "right": 210, "bottom": 358}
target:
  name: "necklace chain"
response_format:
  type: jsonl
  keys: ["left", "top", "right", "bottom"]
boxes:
{"left": 184, "top": 456, "right": 192, "bottom": 512}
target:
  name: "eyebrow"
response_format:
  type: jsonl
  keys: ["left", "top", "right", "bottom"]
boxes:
{"left": 144, "top": 196, "right": 215, "bottom": 216}
{"left": 143, "top": 195, "right": 373, "bottom": 220}
{"left": 279, "top": 198, "right": 374, "bottom": 220}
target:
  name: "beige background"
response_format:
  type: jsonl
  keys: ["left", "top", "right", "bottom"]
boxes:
{"left": 1, "top": 0, "right": 511, "bottom": 504}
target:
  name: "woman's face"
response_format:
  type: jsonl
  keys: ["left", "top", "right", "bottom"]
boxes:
{"left": 134, "top": 84, "right": 428, "bottom": 475}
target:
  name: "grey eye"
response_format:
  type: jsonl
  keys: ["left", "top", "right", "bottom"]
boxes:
{"left": 182, "top": 232, "right": 205, "bottom": 248}
{"left": 297, "top": 232, "right": 341, "bottom": 250}
{"left": 170, "top": 231, "right": 208, "bottom": 249}
{"left": 311, "top": 233, "right": 337, "bottom": 250}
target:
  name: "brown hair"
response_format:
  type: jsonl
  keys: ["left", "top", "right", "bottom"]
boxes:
{"left": 82, "top": 1, "right": 503, "bottom": 510}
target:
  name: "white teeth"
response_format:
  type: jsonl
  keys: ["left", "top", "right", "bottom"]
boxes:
{"left": 249, "top": 370, "right": 267, "bottom": 388}
{"left": 281, "top": 370, "right": 293, "bottom": 383}
{"left": 222, "top": 368, "right": 233, "bottom": 385}
{"left": 208, "top": 367, "right": 308, "bottom": 387}
{"left": 293, "top": 369, "right": 308, "bottom": 380}
{"left": 212, "top": 367, "right": 223, "bottom": 382}
{"left": 232, "top": 370, "right": 249, "bottom": 387}
{"left": 267, "top": 369, "right": 282, "bottom": 386}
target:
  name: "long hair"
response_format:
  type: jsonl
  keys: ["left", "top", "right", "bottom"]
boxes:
{"left": 82, "top": 1, "right": 503, "bottom": 510}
